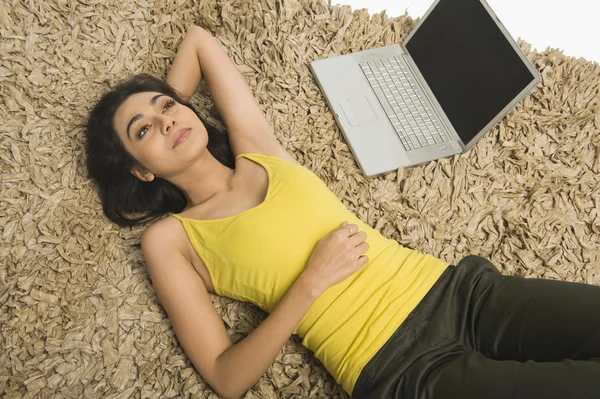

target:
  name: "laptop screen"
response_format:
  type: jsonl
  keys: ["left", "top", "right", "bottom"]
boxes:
{"left": 405, "top": 0, "right": 537, "bottom": 145}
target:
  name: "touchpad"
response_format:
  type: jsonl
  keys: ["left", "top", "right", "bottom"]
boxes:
{"left": 338, "top": 96, "right": 379, "bottom": 127}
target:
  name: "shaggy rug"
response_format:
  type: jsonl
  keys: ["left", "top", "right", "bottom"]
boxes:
{"left": 1, "top": 0, "right": 599, "bottom": 397}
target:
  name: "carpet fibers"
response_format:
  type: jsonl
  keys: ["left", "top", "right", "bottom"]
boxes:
{"left": 1, "top": 0, "right": 600, "bottom": 397}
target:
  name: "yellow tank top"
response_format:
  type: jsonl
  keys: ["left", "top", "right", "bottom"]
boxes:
{"left": 171, "top": 153, "right": 449, "bottom": 395}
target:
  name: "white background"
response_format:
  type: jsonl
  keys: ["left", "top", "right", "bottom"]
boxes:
{"left": 333, "top": 0, "right": 600, "bottom": 64}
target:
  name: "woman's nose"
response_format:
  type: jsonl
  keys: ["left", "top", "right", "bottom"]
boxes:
{"left": 162, "top": 119, "right": 176, "bottom": 135}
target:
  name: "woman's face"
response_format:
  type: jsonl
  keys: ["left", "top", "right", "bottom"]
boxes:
{"left": 113, "top": 91, "right": 208, "bottom": 181}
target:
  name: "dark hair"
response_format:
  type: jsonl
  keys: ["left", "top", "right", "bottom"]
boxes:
{"left": 85, "top": 73, "right": 234, "bottom": 227}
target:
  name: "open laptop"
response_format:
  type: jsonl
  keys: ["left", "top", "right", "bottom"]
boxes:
{"left": 309, "top": 0, "right": 541, "bottom": 178}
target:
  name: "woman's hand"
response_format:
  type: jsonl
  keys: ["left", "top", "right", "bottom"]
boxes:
{"left": 302, "top": 221, "right": 370, "bottom": 296}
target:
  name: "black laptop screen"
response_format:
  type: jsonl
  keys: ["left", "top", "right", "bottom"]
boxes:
{"left": 405, "top": 0, "right": 536, "bottom": 144}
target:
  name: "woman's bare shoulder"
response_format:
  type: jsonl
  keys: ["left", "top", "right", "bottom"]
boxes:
{"left": 141, "top": 215, "right": 187, "bottom": 250}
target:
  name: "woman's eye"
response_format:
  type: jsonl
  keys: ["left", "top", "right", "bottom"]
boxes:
{"left": 163, "top": 99, "right": 175, "bottom": 112}
{"left": 138, "top": 124, "right": 149, "bottom": 138}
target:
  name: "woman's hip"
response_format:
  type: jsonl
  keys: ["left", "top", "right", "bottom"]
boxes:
{"left": 352, "top": 255, "right": 501, "bottom": 398}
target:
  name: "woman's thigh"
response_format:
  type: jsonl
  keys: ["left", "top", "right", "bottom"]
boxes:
{"left": 469, "top": 263, "right": 600, "bottom": 361}
{"left": 421, "top": 255, "right": 600, "bottom": 398}
{"left": 425, "top": 351, "right": 600, "bottom": 399}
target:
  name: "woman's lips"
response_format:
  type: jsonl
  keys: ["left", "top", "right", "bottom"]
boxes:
{"left": 173, "top": 128, "right": 191, "bottom": 148}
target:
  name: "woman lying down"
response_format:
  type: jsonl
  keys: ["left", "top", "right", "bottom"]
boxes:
{"left": 85, "top": 24, "right": 600, "bottom": 399}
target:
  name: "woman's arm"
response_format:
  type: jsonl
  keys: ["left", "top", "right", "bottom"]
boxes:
{"left": 216, "top": 274, "right": 321, "bottom": 399}
{"left": 142, "top": 219, "right": 323, "bottom": 399}
{"left": 165, "top": 25, "right": 275, "bottom": 141}
{"left": 165, "top": 25, "right": 206, "bottom": 104}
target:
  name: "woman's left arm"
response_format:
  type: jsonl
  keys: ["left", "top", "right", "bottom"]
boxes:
{"left": 165, "top": 25, "right": 205, "bottom": 104}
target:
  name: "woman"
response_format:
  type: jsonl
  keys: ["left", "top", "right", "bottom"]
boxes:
{"left": 85, "top": 25, "right": 600, "bottom": 399}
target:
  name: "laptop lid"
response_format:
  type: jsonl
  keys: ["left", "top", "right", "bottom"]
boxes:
{"left": 402, "top": 0, "right": 541, "bottom": 151}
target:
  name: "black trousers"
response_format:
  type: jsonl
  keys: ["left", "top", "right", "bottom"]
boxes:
{"left": 352, "top": 255, "right": 600, "bottom": 399}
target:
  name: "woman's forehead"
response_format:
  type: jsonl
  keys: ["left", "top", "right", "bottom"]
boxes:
{"left": 120, "top": 92, "right": 163, "bottom": 114}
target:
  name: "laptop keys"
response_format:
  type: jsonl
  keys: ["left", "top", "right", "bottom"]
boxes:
{"left": 360, "top": 57, "right": 447, "bottom": 152}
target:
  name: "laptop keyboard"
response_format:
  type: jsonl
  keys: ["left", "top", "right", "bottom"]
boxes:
{"left": 359, "top": 56, "right": 448, "bottom": 151}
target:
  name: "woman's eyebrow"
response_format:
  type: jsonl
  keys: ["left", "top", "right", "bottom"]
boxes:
{"left": 126, "top": 94, "right": 165, "bottom": 139}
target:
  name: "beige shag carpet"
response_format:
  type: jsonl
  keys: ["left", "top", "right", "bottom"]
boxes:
{"left": 2, "top": 0, "right": 600, "bottom": 397}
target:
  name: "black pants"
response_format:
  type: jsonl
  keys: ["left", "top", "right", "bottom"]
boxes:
{"left": 352, "top": 255, "right": 600, "bottom": 399}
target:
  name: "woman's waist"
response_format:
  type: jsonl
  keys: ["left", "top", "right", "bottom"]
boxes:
{"left": 295, "top": 259, "right": 451, "bottom": 393}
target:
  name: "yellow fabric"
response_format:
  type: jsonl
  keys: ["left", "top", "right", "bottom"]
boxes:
{"left": 171, "top": 153, "right": 450, "bottom": 395}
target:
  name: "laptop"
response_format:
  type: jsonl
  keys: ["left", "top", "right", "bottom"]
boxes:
{"left": 309, "top": 0, "right": 541, "bottom": 178}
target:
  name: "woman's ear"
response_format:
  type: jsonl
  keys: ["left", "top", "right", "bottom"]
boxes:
{"left": 130, "top": 164, "right": 155, "bottom": 182}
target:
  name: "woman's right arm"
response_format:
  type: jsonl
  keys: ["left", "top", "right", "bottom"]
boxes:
{"left": 141, "top": 219, "right": 368, "bottom": 399}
